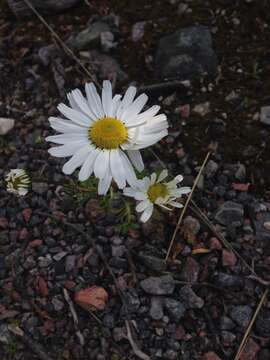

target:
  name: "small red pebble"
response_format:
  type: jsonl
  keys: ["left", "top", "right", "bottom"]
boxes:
{"left": 22, "top": 208, "right": 32, "bottom": 223}
{"left": 29, "top": 239, "right": 43, "bottom": 248}
{"left": 41, "top": 319, "right": 55, "bottom": 335}
{"left": 173, "top": 325, "right": 186, "bottom": 340}
{"left": 37, "top": 276, "right": 49, "bottom": 297}
{"left": 64, "top": 280, "right": 76, "bottom": 290}
{"left": 209, "top": 237, "right": 222, "bottom": 250}
{"left": 179, "top": 104, "right": 190, "bottom": 119}
{"left": 75, "top": 286, "right": 108, "bottom": 312}
{"left": 222, "top": 249, "right": 237, "bottom": 267}
{"left": 0, "top": 217, "right": 8, "bottom": 229}
{"left": 232, "top": 183, "right": 250, "bottom": 191}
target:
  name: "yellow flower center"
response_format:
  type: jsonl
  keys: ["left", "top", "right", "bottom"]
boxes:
{"left": 147, "top": 183, "right": 168, "bottom": 203}
{"left": 89, "top": 117, "right": 128, "bottom": 149}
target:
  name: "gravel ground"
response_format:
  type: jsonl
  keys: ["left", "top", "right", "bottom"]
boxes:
{"left": 1, "top": 1, "right": 270, "bottom": 359}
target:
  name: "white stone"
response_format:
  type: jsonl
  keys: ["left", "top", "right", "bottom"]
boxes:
{"left": 0, "top": 117, "right": 15, "bottom": 135}
{"left": 260, "top": 106, "right": 270, "bottom": 125}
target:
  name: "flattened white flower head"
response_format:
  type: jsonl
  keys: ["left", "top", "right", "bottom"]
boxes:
{"left": 123, "top": 170, "right": 191, "bottom": 222}
{"left": 46, "top": 80, "right": 168, "bottom": 195}
{"left": 5, "top": 169, "right": 31, "bottom": 196}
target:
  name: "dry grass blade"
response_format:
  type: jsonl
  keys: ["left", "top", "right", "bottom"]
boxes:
{"left": 63, "top": 288, "right": 85, "bottom": 346}
{"left": 22, "top": 0, "right": 100, "bottom": 87}
{"left": 165, "top": 151, "right": 211, "bottom": 261}
{"left": 125, "top": 320, "right": 150, "bottom": 360}
{"left": 149, "top": 148, "right": 166, "bottom": 169}
{"left": 234, "top": 288, "right": 268, "bottom": 360}
{"left": 190, "top": 200, "right": 256, "bottom": 275}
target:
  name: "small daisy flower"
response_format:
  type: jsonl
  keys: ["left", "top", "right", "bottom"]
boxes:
{"left": 123, "top": 170, "right": 191, "bottom": 222}
{"left": 46, "top": 80, "right": 168, "bottom": 195}
{"left": 5, "top": 169, "right": 31, "bottom": 196}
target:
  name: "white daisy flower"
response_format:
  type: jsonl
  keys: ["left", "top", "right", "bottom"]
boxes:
{"left": 123, "top": 170, "right": 191, "bottom": 222}
{"left": 46, "top": 80, "right": 168, "bottom": 195}
{"left": 5, "top": 169, "right": 31, "bottom": 196}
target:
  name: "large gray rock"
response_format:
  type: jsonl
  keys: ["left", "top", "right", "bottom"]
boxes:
{"left": 215, "top": 201, "right": 244, "bottom": 226}
{"left": 85, "top": 50, "right": 128, "bottom": 84}
{"left": 155, "top": 25, "right": 217, "bottom": 80}
{"left": 67, "top": 21, "right": 113, "bottom": 51}
{"left": 140, "top": 275, "right": 175, "bottom": 295}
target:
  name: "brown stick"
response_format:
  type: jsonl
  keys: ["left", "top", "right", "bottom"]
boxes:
{"left": 125, "top": 320, "right": 150, "bottom": 360}
{"left": 234, "top": 289, "right": 269, "bottom": 360}
{"left": 63, "top": 288, "right": 85, "bottom": 346}
{"left": 165, "top": 152, "right": 211, "bottom": 261}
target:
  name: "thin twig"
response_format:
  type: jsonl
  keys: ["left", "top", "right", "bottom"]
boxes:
{"left": 165, "top": 152, "right": 211, "bottom": 261}
{"left": 149, "top": 148, "right": 166, "bottom": 169}
{"left": 8, "top": 325, "right": 55, "bottom": 360}
{"left": 63, "top": 288, "right": 85, "bottom": 346}
{"left": 125, "top": 320, "right": 150, "bottom": 360}
{"left": 234, "top": 288, "right": 269, "bottom": 360}
{"left": 22, "top": 0, "right": 100, "bottom": 88}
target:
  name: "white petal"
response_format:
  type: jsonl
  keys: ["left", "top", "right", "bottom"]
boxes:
{"left": 121, "top": 94, "right": 148, "bottom": 120}
{"left": 57, "top": 103, "right": 91, "bottom": 127}
{"left": 180, "top": 187, "right": 192, "bottom": 194}
{"left": 141, "top": 177, "right": 151, "bottom": 190}
{"left": 117, "top": 86, "right": 137, "bottom": 119}
{"left": 78, "top": 149, "right": 99, "bottom": 181}
{"left": 46, "top": 133, "right": 88, "bottom": 144}
{"left": 111, "top": 94, "right": 122, "bottom": 117}
{"left": 143, "top": 114, "right": 167, "bottom": 127}
{"left": 157, "top": 170, "right": 168, "bottom": 183}
{"left": 62, "top": 145, "right": 92, "bottom": 175}
{"left": 118, "top": 151, "right": 137, "bottom": 187}
{"left": 131, "top": 129, "right": 168, "bottom": 150}
{"left": 167, "top": 175, "right": 183, "bottom": 186}
{"left": 125, "top": 105, "right": 161, "bottom": 128}
{"left": 150, "top": 172, "right": 157, "bottom": 185}
{"left": 102, "top": 80, "right": 113, "bottom": 117}
{"left": 135, "top": 105, "right": 160, "bottom": 122}
{"left": 175, "top": 175, "right": 184, "bottom": 183}
{"left": 110, "top": 149, "right": 126, "bottom": 189}
{"left": 168, "top": 201, "right": 184, "bottom": 208}
{"left": 140, "top": 204, "right": 154, "bottom": 222}
{"left": 85, "top": 82, "right": 104, "bottom": 118}
{"left": 70, "top": 89, "right": 96, "bottom": 120}
{"left": 48, "top": 141, "right": 88, "bottom": 157}
{"left": 98, "top": 167, "right": 112, "bottom": 195}
{"left": 49, "top": 117, "right": 87, "bottom": 134}
{"left": 127, "top": 150, "right": 144, "bottom": 172}
{"left": 94, "top": 150, "right": 110, "bottom": 179}
{"left": 134, "top": 191, "right": 148, "bottom": 201}
{"left": 123, "top": 187, "right": 137, "bottom": 197}
{"left": 136, "top": 199, "right": 151, "bottom": 212}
